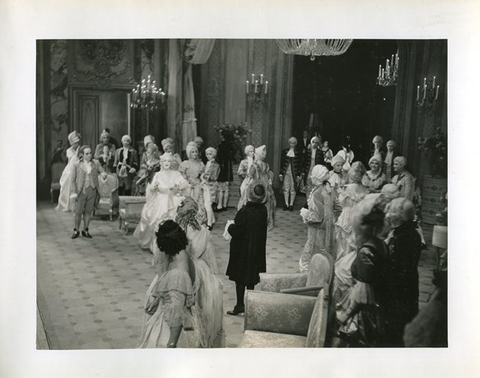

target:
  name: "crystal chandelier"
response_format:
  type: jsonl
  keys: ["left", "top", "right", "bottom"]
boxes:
{"left": 376, "top": 51, "right": 399, "bottom": 87}
{"left": 276, "top": 39, "right": 353, "bottom": 60}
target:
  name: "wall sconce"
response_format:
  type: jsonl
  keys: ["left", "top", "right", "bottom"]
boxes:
{"left": 376, "top": 50, "right": 399, "bottom": 87}
{"left": 131, "top": 75, "right": 166, "bottom": 110}
{"left": 416, "top": 76, "right": 440, "bottom": 110}
{"left": 246, "top": 73, "right": 269, "bottom": 105}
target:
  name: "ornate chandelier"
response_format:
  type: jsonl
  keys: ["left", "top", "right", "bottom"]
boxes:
{"left": 130, "top": 75, "right": 165, "bottom": 110}
{"left": 276, "top": 39, "right": 353, "bottom": 60}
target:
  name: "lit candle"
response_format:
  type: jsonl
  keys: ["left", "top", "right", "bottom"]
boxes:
{"left": 254, "top": 80, "right": 258, "bottom": 93}
{"left": 382, "top": 68, "right": 385, "bottom": 79}
{"left": 435, "top": 85, "right": 439, "bottom": 100}
{"left": 423, "top": 77, "right": 426, "bottom": 87}
{"left": 265, "top": 81, "right": 268, "bottom": 94}
{"left": 132, "top": 88, "right": 135, "bottom": 102}
{"left": 432, "top": 76, "right": 436, "bottom": 88}
{"left": 246, "top": 80, "right": 249, "bottom": 94}
{"left": 423, "top": 85, "right": 427, "bottom": 100}
{"left": 252, "top": 74, "right": 255, "bottom": 84}
{"left": 391, "top": 54, "right": 394, "bottom": 66}
{"left": 416, "top": 85, "right": 420, "bottom": 101}
{"left": 378, "top": 64, "right": 381, "bottom": 78}
{"left": 260, "top": 74, "right": 264, "bottom": 84}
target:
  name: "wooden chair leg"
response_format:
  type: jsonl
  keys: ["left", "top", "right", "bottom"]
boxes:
{"left": 50, "top": 189, "right": 54, "bottom": 204}
{"left": 124, "top": 221, "right": 129, "bottom": 235}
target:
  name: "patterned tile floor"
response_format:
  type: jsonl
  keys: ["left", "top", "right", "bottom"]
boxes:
{"left": 37, "top": 197, "right": 437, "bottom": 349}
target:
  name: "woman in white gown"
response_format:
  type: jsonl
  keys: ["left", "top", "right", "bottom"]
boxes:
{"left": 334, "top": 161, "right": 369, "bottom": 262}
{"left": 56, "top": 131, "right": 81, "bottom": 212}
{"left": 236, "top": 145, "right": 255, "bottom": 210}
{"left": 133, "top": 153, "right": 189, "bottom": 251}
{"left": 138, "top": 220, "right": 195, "bottom": 348}
{"left": 176, "top": 197, "right": 224, "bottom": 347}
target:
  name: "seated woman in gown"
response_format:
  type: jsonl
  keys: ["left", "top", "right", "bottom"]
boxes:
{"left": 176, "top": 197, "right": 224, "bottom": 347}
{"left": 133, "top": 153, "right": 189, "bottom": 251}
{"left": 138, "top": 220, "right": 195, "bottom": 348}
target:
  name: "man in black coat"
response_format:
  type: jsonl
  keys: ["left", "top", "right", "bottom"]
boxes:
{"left": 383, "top": 197, "right": 422, "bottom": 346}
{"left": 226, "top": 181, "right": 268, "bottom": 315}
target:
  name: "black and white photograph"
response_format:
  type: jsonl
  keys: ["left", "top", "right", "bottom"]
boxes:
{"left": 1, "top": 1, "right": 479, "bottom": 378}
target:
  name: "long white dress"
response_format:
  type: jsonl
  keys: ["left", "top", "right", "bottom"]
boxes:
{"left": 55, "top": 146, "right": 80, "bottom": 212}
{"left": 145, "top": 227, "right": 224, "bottom": 348}
{"left": 334, "top": 184, "right": 368, "bottom": 262}
{"left": 133, "top": 170, "right": 188, "bottom": 250}
{"left": 184, "top": 225, "right": 224, "bottom": 348}
{"left": 138, "top": 266, "right": 195, "bottom": 348}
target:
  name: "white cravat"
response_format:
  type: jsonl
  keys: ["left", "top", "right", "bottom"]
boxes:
{"left": 286, "top": 148, "right": 295, "bottom": 157}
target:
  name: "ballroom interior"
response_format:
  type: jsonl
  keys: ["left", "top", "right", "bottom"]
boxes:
{"left": 36, "top": 39, "right": 448, "bottom": 349}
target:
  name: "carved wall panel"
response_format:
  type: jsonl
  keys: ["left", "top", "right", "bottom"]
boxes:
{"left": 68, "top": 40, "right": 135, "bottom": 88}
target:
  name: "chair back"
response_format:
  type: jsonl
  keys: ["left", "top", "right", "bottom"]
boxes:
{"left": 306, "top": 252, "right": 333, "bottom": 287}
{"left": 305, "top": 285, "right": 329, "bottom": 347}
{"left": 98, "top": 174, "right": 119, "bottom": 198}
{"left": 51, "top": 162, "right": 66, "bottom": 183}
{"left": 244, "top": 290, "right": 316, "bottom": 337}
{"left": 259, "top": 272, "right": 307, "bottom": 293}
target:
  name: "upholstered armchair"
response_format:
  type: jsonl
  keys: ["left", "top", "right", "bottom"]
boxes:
{"left": 238, "top": 286, "right": 329, "bottom": 348}
{"left": 95, "top": 174, "right": 119, "bottom": 221}
{"left": 259, "top": 252, "right": 333, "bottom": 296}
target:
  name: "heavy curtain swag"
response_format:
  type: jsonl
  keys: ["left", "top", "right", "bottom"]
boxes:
{"left": 167, "top": 39, "right": 215, "bottom": 150}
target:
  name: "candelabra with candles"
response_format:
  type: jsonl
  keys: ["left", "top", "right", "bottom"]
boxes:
{"left": 416, "top": 76, "right": 440, "bottom": 110}
{"left": 130, "top": 75, "right": 165, "bottom": 110}
{"left": 246, "top": 73, "right": 269, "bottom": 105}
{"left": 376, "top": 51, "right": 399, "bottom": 87}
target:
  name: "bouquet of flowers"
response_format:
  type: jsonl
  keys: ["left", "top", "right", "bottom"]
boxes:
{"left": 214, "top": 122, "right": 252, "bottom": 162}
{"left": 417, "top": 127, "right": 447, "bottom": 177}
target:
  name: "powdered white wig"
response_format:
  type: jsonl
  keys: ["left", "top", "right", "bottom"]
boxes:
{"left": 255, "top": 145, "right": 267, "bottom": 159}
{"left": 393, "top": 156, "right": 407, "bottom": 168}
{"left": 310, "top": 164, "right": 330, "bottom": 183}
{"left": 160, "top": 152, "right": 173, "bottom": 162}
{"left": 205, "top": 147, "right": 217, "bottom": 158}
{"left": 186, "top": 142, "right": 198, "bottom": 158}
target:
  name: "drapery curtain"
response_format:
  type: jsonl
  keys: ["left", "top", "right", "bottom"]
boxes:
{"left": 167, "top": 39, "right": 215, "bottom": 151}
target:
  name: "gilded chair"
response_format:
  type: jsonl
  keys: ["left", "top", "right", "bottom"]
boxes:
{"left": 238, "top": 286, "right": 329, "bottom": 348}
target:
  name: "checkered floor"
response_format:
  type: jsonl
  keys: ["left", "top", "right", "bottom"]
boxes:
{"left": 37, "top": 197, "right": 437, "bottom": 349}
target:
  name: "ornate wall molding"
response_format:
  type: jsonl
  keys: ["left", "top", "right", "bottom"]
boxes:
{"left": 70, "top": 40, "right": 134, "bottom": 88}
